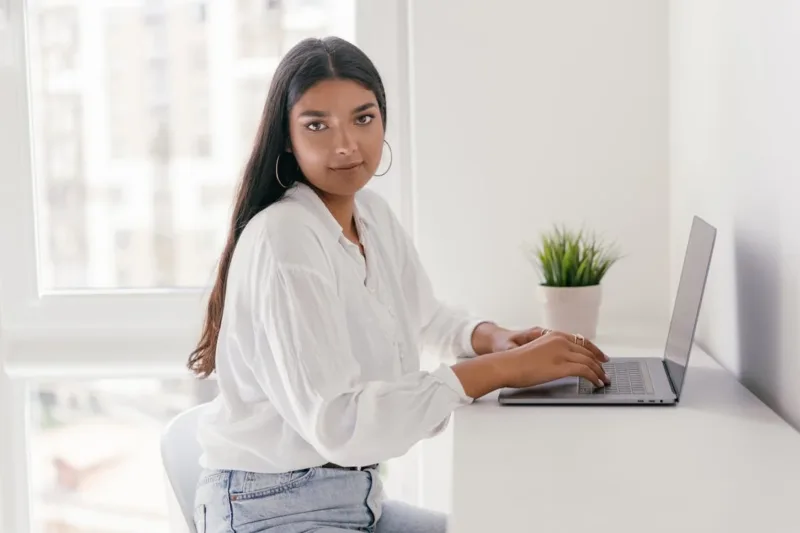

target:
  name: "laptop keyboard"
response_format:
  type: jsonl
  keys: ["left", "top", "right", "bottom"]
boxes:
{"left": 578, "top": 361, "right": 652, "bottom": 395}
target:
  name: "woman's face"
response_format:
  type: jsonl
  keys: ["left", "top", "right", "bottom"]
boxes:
{"left": 288, "top": 79, "right": 385, "bottom": 197}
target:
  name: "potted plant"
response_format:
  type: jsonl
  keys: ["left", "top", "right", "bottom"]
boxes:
{"left": 525, "top": 225, "right": 621, "bottom": 339}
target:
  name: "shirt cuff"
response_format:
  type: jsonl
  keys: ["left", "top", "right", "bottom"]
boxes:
{"left": 431, "top": 364, "right": 474, "bottom": 405}
{"left": 458, "top": 319, "right": 492, "bottom": 357}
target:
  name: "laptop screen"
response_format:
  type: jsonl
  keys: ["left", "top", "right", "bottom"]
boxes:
{"left": 663, "top": 216, "right": 716, "bottom": 398}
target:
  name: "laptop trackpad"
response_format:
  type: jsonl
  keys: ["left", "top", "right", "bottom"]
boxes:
{"left": 502, "top": 377, "right": 578, "bottom": 399}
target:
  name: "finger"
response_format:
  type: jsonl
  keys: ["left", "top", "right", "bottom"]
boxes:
{"left": 575, "top": 354, "right": 611, "bottom": 385}
{"left": 581, "top": 338, "right": 610, "bottom": 362}
{"left": 517, "top": 327, "right": 548, "bottom": 345}
{"left": 567, "top": 352, "right": 610, "bottom": 385}
{"left": 552, "top": 331, "right": 608, "bottom": 362}
{"left": 499, "top": 340, "right": 519, "bottom": 351}
{"left": 559, "top": 337, "right": 596, "bottom": 360}
{"left": 566, "top": 362, "right": 607, "bottom": 388}
{"left": 567, "top": 351, "right": 609, "bottom": 383}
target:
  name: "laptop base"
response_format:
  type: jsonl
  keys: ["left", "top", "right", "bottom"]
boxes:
{"left": 497, "top": 357, "right": 677, "bottom": 406}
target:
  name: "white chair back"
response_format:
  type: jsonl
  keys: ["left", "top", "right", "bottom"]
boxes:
{"left": 161, "top": 403, "right": 208, "bottom": 532}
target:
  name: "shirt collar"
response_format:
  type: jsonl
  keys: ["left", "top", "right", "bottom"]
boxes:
{"left": 288, "top": 182, "right": 370, "bottom": 243}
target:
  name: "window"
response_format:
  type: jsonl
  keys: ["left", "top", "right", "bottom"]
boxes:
{"left": 46, "top": 139, "right": 81, "bottom": 182}
{"left": 38, "top": 7, "right": 79, "bottom": 74}
{"left": 25, "top": 377, "right": 422, "bottom": 533}
{"left": 191, "top": 44, "right": 208, "bottom": 70}
{"left": 200, "top": 184, "right": 235, "bottom": 211}
{"left": 238, "top": 0, "right": 284, "bottom": 58}
{"left": 238, "top": 79, "right": 269, "bottom": 154}
{"left": 29, "top": 0, "right": 362, "bottom": 291}
{"left": 194, "top": 3, "right": 208, "bottom": 23}
{"left": 114, "top": 230, "right": 132, "bottom": 253}
{"left": 195, "top": 134, "right": 211, "bottom": 157}
{"left": 0, "top": 0, "right": 410, "bottom": 530}
{"left": 29, "top": 378, "right": 216, "bottom": 533}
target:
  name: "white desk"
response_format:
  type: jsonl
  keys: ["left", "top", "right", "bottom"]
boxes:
{"left": 449, "top": 345, "right": 800, "bottom": 533}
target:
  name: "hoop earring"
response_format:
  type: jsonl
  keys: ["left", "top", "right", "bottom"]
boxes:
{"left": 275, "top": 153, "right": 288, "bottom": 189}
{"left": 374, "top": 139, "right": 393, "bottom": 177}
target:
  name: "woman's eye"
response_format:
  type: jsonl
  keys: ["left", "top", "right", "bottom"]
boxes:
{"left": 306, "top": 122, "right": 327, "bottom": 132}
{"left": 355, "top": 114, "right": 374, "bottom": 125}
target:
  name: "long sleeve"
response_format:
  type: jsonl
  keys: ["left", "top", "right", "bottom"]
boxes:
{"left": 248, "top": 234, "right": 473, "bottom": 467}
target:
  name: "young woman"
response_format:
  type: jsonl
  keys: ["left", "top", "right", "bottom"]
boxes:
{"left": 188, "top": 36, "right": 610, "bottom": 533}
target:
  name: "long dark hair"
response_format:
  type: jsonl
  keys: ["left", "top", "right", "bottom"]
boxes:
{"left": 188, "top": 37, "right": 388, "bottom": 377}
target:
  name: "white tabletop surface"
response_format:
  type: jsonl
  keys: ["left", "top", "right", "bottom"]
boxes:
{"left": 449, "top": 344, "right": 800, "bottom": 533}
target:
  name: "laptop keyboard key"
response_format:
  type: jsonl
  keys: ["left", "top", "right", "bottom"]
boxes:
{"left": 578, "top": 361, "right": 653, "bottom": 395}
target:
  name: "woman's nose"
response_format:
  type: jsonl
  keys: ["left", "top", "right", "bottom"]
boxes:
{"left": 333, "top": 127, "right": 357, "bottom": 155}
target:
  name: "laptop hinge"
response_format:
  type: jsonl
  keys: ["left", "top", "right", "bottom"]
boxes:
{"left": 662, "top": 359, "right": 679, "bottom": 400}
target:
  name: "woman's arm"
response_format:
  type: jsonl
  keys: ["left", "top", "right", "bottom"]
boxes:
{"left": 470, "top": 321, "right": 515, "bottom": 355}
{"left": 247, "top": 229, "right": 474, "bottom": 467}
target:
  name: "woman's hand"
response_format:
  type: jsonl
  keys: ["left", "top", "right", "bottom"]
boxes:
{"left": 491, "top": 327, "right": 544, "bottom": 351}
{"left": 453, "top": 328, "right": 610, "bottom": 399}
{"left": 472, "top": 323, "right": 550, "bottom": 354}
{"left": 485, "top": 325, "right": 609, "bottom": 362}
{"left": 499, "top": 333, "right": 611, "bottom": 390}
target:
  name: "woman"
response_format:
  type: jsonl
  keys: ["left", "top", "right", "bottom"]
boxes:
{"left": 188, "top": 36, "right": 610, "bottom": 533}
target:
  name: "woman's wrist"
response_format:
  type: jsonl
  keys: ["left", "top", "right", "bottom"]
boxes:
{"left": 451, "top": 350, "right": 518, "bottom": 398}
{"left": 470, "top": 321, "right": 512, "bottom": 355}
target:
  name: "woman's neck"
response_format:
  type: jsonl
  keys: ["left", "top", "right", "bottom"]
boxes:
{"left": 316, "top": 190, "right": 359, "bottom": 242}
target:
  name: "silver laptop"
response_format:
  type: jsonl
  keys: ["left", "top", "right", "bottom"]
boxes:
{"left": 498, "top": 216, "right": 716, "bottom": 406}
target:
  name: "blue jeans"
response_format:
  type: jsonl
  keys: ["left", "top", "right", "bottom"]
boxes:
{"left": 194, "top": 467, "right": 448, "bottom": 533}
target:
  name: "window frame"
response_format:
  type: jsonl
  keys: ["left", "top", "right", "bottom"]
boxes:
{"left": 0, "top": 0, "right": 413, "bottom": 371}
{"left": 0, "top": 0, "right": 418, "bottom": 530}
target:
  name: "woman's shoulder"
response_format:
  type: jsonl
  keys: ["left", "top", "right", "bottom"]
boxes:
{"left": 355, "top": 187, "right": 401, "bottom": 233}
{"left": 253, "top": 190, "right": 323, "bottom": 230}
{"left": 237, "top": 193, "right": 335, "bottom": 269}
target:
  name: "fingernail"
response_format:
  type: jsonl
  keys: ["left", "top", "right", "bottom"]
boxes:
{"left": 603, "top": 355, "right": 610, "bottom": 362}
{"left": 597, "top": 380, "right": 604, "bottom": 387}
{"left": 604, "top": 373, "right": 610, "bottom": 380}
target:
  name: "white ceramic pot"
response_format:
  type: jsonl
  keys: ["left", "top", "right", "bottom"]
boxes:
{"left": 537, "top": 284, "right": 602, "bottom": 339}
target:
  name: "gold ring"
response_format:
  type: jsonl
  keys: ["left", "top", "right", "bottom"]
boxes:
{"left": 573, "top": 333, "right": 585, "bottom": 347}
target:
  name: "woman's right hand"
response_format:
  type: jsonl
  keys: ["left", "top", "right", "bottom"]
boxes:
{"left": 500, "top": 332, "right": 611, "bottom": 390}
{"left": 451, "top": 330, "right": 611, "bottom": 399}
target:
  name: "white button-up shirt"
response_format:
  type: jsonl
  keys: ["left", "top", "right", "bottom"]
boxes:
{"left": 197, "top": 182, "right": 483, "bottom": 473}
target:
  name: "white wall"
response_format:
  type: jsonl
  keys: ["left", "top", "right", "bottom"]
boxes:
{"left": 409, "top": 0, "right": 670, "bottom": 341}
{"left": 671, "top": 0, "right": 800, "bottom": 429}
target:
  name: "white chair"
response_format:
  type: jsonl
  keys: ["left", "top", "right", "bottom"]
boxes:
{"left": 161, "top": 403, "right": 208, "bottom": 533}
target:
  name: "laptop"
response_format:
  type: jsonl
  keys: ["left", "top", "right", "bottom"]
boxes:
{"left": 498, "top": 215, "right": 716, "bottom": 406}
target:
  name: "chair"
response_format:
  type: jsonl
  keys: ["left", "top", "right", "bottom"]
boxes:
{"left": 161, "top": 403, "right": 208, "bottom": 533}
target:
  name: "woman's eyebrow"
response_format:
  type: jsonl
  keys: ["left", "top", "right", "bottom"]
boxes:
{"left": 352, "top": 102, "right": 376, "bottom": 114}
{"left": 298, "top": 109, "right": 327, "bottom": 118}
{"left": 298, "top": 102, "right": 376, "bottom": 118}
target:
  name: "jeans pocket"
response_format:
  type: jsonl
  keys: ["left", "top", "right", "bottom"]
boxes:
{"left": 194, "top": 504, "right": 206, "bottom": 533}
{"left": 228, "top": 469, "right": 320, "bottom": 532}
{"left": 229, "top": 468, "right": 316, "bottom": 501}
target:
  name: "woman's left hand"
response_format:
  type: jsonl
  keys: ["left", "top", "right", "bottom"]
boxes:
{"left": 472, "top": 323, "right": 548, "bottom": 354}
{"left": 482, "top": 325, "right": 608, "bottom": 362}
{"left": 489, "top": 326, "right": 548, "bottom": 352}
{"left": 493, "top": 326, "right": 609, "bottom": 363}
